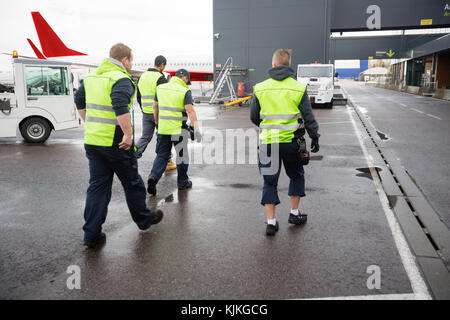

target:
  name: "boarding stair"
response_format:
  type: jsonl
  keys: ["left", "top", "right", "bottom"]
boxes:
{"left": 209, "top": 57, "right": 238, "bottom": 104}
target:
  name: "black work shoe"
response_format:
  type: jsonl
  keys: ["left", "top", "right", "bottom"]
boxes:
{"left": 266, "top": 221, "right": 279, "bottom": 236}
{"left": 139, "top": 209, "right": 164, "bottom": 231}
{"left": 178, "top": 180, "right": 193, "bottom": 190}
{"left": 84, "top": 232, "right": 106, "bottom": 249}
{"left": 288, "top": 212, "right": 308, "bottom": 225}
{"left": 147, "top": 177, "right": 157, "bottom": 195}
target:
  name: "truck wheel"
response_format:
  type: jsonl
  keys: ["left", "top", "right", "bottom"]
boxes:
{"left": 20, "top": 117, "right": 51, "bottom": 143}
{"left": 327, "top": 100, "right": 334, "bottom": 108}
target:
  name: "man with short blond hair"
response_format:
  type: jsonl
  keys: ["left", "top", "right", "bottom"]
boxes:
{"left": 272, "top": 49, "right": 291, "bottom": 66}
{"left": 74, "top": 43, "right": 163, "bottom": 248}
{"left": 250, "top": 49, "right": 320, "bottom": 236}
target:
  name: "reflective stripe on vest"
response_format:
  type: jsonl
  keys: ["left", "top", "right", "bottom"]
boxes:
{"left": 254, "top": 77, "right": 306, "bottom": 144}
{"left": 260, "top": 114, "right": 302, "bottom": 120}
{"left": 85, "top": 116, "right": 119, "bottom": 125}
{"left": 159, "top": 115, "right": 189, "bottom": 121}
{"left": 83, "top": 58, "right": 135, "bottom": 147}
{"left": 86, "top": 103, "right": 115, "bottom": 112}
{"left": 259, "top": 122, "right": 304, "bottom": 130}
{"left": 158, "top": 106, "right": 185, "bottom": 112}
{"left": 138, "top": 71, "right": 161, "bottom": 114}
{"left": 156, "top": 76, "right": 189, "bottom": 135}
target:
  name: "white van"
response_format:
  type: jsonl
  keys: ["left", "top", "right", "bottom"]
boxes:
{"left": 0, "top": 58, "right": 79, "bottom": 142}
{"left": 297, "top": 64, "right": 334, "bottom": 108}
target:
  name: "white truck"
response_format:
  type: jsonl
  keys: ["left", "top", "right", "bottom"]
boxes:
{"left": 297, "top": 63, "right": 334, "bottom": 108}
{"left": 0, "top": 57, "right": 79, "bottom": 143}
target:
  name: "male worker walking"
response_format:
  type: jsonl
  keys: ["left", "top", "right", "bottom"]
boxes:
{"left": 147, "top": 69, "right": 200, "bottom": 195}
{"left": 75, "top": 43, "right": 163, "bottom": 248}
{"left": 250, "top": 49, "right": 320, "bottom": 236}
{"left": 136, "top": 55, "right": 176, "bottom": 171}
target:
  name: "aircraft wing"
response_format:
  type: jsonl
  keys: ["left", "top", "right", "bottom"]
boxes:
{"left": 1, "top": 51, "right": 40, "bottom": 60}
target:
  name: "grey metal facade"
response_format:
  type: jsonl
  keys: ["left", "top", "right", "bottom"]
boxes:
{"left": 331, "top": 0, "right": 450, "bottom": 31}
{"left": 213, "top": 0, "right": 449, "bottom": 91}
{"left": 213, "top": 0, "right": 331, "bottom": 91}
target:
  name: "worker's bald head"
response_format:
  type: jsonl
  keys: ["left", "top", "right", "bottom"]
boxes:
{"left": 272, "top": 49, "right": 291, "bottom": 67}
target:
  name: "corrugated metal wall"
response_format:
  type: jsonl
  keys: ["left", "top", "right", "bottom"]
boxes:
{"left": 213, "top": 0, "right": 331, "bottom": 93}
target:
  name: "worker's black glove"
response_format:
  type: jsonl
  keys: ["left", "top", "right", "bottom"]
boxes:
{"left": 311, "top": 137, "right": 320, "bottom": 153}
{"left": 194, "top": 130, "right": 202, "bottom": 143}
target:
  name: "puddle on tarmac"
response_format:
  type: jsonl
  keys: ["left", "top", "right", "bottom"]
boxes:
{"left": 376, "top": 130, "right": 390, "bottom": 141}
{"left": 387, "top": 195, "right": 398, "bottom": 208}
{"left": 155, "top": 190, "right": 190, "bottom": 208}
{"left": 356, "top": 167, "right": 382, "bottom": 180}
{"left": 310, "top": 155, "right": 323, "bottom": 161}
{"left": 227, "top": 183, "right": 254, "bottom": 189}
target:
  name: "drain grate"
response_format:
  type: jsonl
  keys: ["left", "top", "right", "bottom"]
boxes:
{"left": 351, "top": 103, "right": 443, "bottom": 256}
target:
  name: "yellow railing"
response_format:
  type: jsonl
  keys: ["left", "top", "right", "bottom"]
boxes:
{"left": 224, "top": 96, "right": 252, "bottom": 107}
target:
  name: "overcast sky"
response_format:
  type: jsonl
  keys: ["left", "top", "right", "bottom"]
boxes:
{"left": 0, "top": 0, "right": 213, "bottom": 71}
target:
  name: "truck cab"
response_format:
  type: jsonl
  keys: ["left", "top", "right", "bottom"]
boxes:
{"left": 297, "top": 64, "right": 334, "bottom": 108}
{"left": 0, "top": 58, "right": 79, "bottom": 143}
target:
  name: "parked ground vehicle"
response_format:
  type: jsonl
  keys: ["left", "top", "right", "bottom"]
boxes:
{"left": 0, "top": 57, "right": 79, "bottom": 143}
{"left": 297, "top": 63, "right": 334, "bottom": 108}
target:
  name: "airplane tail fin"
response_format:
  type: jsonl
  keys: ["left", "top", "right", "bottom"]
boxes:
{"left": 27, "top": 38, "right": 46, "bottom": 59}
{"left": 31, "top": 11, "right": 87, "bottom": 57}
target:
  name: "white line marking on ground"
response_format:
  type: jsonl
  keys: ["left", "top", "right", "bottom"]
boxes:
{"left": 411, "top": 108, "right": 424, "bottom": 114}
{"left": 426, "top": 114, "right": 442, "bottom": 120}
{"left": 301, "top": 293, "right": 417, "bottom": 300}
{"left": 346, "top": 100, "right": 431, "bottom": 300}
{"left": 399, "top": 103, "right": 408, "bottom": 107}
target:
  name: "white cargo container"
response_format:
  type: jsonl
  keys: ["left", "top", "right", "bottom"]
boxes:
{"left": 0, "top": 58, "right": 79, "bottom": 142}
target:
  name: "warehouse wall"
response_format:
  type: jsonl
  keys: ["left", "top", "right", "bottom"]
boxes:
{"left": 213, "top": 0, "right": 331, "bottom": 92}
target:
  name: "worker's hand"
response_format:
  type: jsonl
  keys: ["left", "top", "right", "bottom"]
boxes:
{"left": 119, "top": 134, "right": 132, "bottom": 150}
{"left": 311, "top": 137, "right": 320, "bottom": 153}
{"left": 194, "top": 130, "right": 202, "bottom": 143}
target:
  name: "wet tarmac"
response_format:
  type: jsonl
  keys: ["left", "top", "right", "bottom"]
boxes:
{"left": 341, "top": 80, "right": 450, "bottom": 229}
{"left": 0, "top": 97, "right": 433, "bottom": 299}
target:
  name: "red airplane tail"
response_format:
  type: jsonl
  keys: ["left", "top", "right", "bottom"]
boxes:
{"left": 30, "top": 11, "right": 86, "bottom": 58}
{"left": 26, "top": 38, "right": 46, "bottom": 59}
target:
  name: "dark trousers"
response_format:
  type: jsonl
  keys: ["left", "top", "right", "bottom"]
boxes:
{"left": 83, "top": 144, "right": 152, "bottom": 241}
{"left": 258, "top": 140, "right": 306, "bottom": 206}
{"left": 135, "top": 113, "right": 156, "bottom": 158}
{"left": 149, "top": 133, "right": 189, "bottom": 187}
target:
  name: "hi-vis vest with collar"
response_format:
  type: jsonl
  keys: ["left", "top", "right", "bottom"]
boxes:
{"left": 83, "top": 58, "right": 135, "bottom": 147}
{"left": 138, "top": 70, "right": 161, "bottom": 114}
{"left": 254, "top": 77, "right": 306, "bottom": 144}
{"left": 156, "top": 76, "right": 189, "bottom": 135}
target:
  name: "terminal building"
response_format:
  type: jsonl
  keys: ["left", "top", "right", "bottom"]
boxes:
{"left": 335, "top": 60, "right": 369, "bottom": 79}
{"left": 390, "top": 34, "right": 450, "bottom": 97}
{"left": 213, "top": 0, "right": 450, "bottom": 100}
